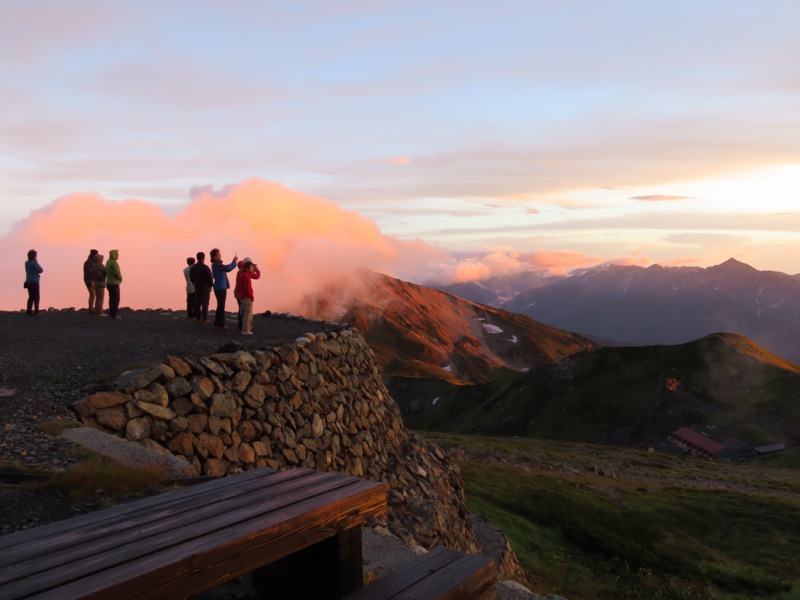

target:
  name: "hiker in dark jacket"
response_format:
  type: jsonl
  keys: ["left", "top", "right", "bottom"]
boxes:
{"left": 83, "top": 249, "right": 98, "bottom": 314}
{"left": 184, "top": 257, "right": 196, "bottom": 318}
{"left": 90, "top": 253, "right": 107, "bottom": 316}
{"left": 189, "top": 251, "right": 214, "bottom": 323}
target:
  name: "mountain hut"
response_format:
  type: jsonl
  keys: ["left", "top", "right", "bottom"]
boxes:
{"left": 669, "top": 427, "right": 736, "bottom": 461}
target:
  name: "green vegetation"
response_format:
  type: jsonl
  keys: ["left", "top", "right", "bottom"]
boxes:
{"left": 425, "top": 433, "right": 800, "bottom": 600}
{"left": 36, "top": 417, "right": 79, "bottom": 437}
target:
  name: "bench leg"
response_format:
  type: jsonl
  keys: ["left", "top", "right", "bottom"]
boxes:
{"left": 337, "top": 526, "right": 364, "bottom": 594}
{"left": 251, "top": 527, "right": 363, "bottom": 599}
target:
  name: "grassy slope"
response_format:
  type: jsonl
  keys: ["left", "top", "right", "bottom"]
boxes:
{"left": 426, "top": 433, "right": 800, "bottom": 600}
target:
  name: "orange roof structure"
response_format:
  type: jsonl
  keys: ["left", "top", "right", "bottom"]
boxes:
{"left": 670, "top": 427, "right": 727, "bottom": 458}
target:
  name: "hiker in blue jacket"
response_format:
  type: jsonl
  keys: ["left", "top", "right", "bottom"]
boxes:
{"left": 24, "top": 249, "right": 43, "bottom": 315}
{"left": 210, "top": 248, "right": 238, "bottom": 329}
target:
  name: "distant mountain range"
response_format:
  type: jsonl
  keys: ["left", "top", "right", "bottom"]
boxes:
{"left": 435, "top": 258, "right": 800, "bottom": 363}
{"left": 301, "top": 268, "right": 800, "bottom": 450}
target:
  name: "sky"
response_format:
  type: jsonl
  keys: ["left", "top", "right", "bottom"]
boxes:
{"left": 3, "top": 0, "right": 800, "bottom": 312}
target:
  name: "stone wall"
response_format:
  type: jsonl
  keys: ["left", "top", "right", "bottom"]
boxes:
{"left": 72, "top": 328, "right": 483, "bottom": 554}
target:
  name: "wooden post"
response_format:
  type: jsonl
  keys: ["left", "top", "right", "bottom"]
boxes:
{"left": 337, "top": 526, "right": 364, "bottom": 594}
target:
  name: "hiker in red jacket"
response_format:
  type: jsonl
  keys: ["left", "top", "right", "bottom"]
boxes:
{"left": 234, "top": 260, "right": 261, "bottom": 335}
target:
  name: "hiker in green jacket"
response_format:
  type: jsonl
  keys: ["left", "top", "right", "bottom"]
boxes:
{"left": 105, "top": 249, "right": 123, "bottom": 319}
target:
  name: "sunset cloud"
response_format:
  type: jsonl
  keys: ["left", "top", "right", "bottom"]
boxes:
{"left": 522, "top": 250, "right": 614, "bottom": 276}
{"left": 0, "top": 180, "right": 449, "bottom": 313}
{"left": 379, "top": 157, "right": 414, "bottom": 166}
{"left": 434, "top": 248, "right": 611, "bottom": 283}
{"left": 630, "top": 195, "right": 693, "bottom": 202}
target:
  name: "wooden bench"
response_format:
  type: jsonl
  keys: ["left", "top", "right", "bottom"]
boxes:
{"left": 345, "top": 545, "right": 495, "bottom": 600}
{"left": 0, "top": 466, "right": 386, "bottom": 599}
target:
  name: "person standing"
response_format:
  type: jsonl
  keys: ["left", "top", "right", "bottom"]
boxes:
{"left": 234, "top": 258, "right": 245, "bottom": 331}
{"left": 105, "top": 249, "right": 123, "bottom": 319}
{"left": 83, "top": 249, "right": 98, "bottom": 314}
{"left": 91, "top": 253, "right": 107, "bottom": 316}
{"left": 184, "top": 257, "right": 196, "bottom": 318}
{"left": 189, "top": 251, "right": 213, "bottom": 323}
{"left": 24, "top": 249, "right": 43, "bottom": 315}
{"left": 210, "top": 248, "right": 238, "bottom": 329}
{"left": 234, "top": 259, "right": 261, "bottom": 335}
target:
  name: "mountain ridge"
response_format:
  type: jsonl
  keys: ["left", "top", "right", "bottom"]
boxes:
{"left": 304, "top": 271, "right": 598, "bottom": 384}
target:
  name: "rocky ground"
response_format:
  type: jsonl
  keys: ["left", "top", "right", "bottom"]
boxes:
{"left": 0, "top": 307, "right": 337, "bottom": 531}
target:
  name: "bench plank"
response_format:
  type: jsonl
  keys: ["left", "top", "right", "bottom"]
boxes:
{"left": 345, "top": 546, "right": 495, "bottom": 600}
{"left": 0, "top": 466, "right": 308, "bottom": 559}
{"left": 0, "top": 467, "right": 324, "bottom": 574}
{"left": 0, "top": 467, "right": 386, "bottom": 600}
{"left": 398, "top": 554, "right": 495, "bottom": 600}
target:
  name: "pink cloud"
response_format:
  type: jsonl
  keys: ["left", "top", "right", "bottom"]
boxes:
{"left": 656, "top": 256, "right": 702, "bottom": 268}
{"left": 630, "top": 195, "right": 693, "bottom": 202}
{"left": 379, "top": 157, "right": 414, "bottom": 166}
{"left": 522, "top": 250, "right": 609, "bottom": 275}
{"left": 0, "top": 179, "right": 446, "bottom": 314}
{"left": 436, "top": 248, "right": 610, "bottom": 283}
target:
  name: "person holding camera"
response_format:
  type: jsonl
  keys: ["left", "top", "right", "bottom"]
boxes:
{"left": 210, "top": 247, "right": 238, "bottom": 329}
{"left": 234, "top": 259, "right": 261, "bottom": 335}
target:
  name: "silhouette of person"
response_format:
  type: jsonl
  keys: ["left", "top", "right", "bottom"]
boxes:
{"left": 234, "top": 258, "right": 245, "bottom": 331}
{"left": 24, "top": 249, "right": 43, "bottom": 315}
{"left": 189, "top": 251, "right": 213, "bottom": 323}
{"left": 83, "top": 249, "right": 98, "bottom": 314}
{"left": 106, "top": 249, "right": 123, "bottom": 319}
{"left": 210, "top": 248, "right": 238, "bottom": 329}
{"left": 234, "top": 259, "right": 261, "bottom": 335}
{"left": 91, "top": 253, "right": 107, "bottom": 316}
{"left": 184, "top": 257, "right": 196, "bottom": 318}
